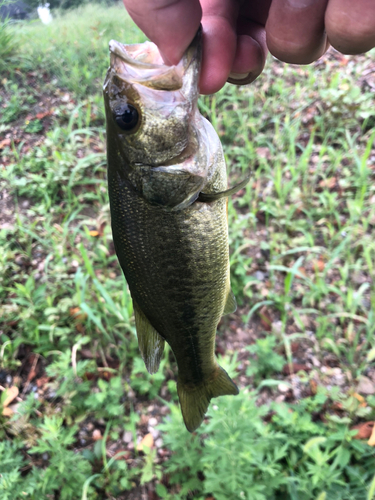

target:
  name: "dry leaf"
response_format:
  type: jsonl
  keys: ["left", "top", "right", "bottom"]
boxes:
{"left": 36, "top": 110, "right": 53, "bottom": 119}
{"left": 319, "top": 177, "right": 337, "bottom": 190}
{"left": 332, "top": 402, "right": 343, "bottom": 411}
{"left": 69, "top": 307, "right": 88, "bottom": 323}
{"left": 76, "top": 323, "right": 85, "bottom": 333}
{"left": 368, "top": 424, "right": 375, "bottom": 446}
{"left": 2, "top": 407, "right": 13, "bottom": 417}
{"left": 2, "top": 386, "right": 19, "bottom": 408}
{"left": 137, "top": 433, "right": 154, "bottom": 451}
{"left": 259, "top": 306, "right": 272, "bottom": 332}
{"left": 0, "top": 138, "right": 11, "bottom": 149}
{"left": 290, "top": 342, "right": 300, "bottom": 354}
{"left": 313, "top": 258, "right": 325, "bottom": 272}
{"left": 26, "top": 369, "right": 37, "bottom": 383}
{"left": 352, "top": 421, "right": 374, "bottom": 440}
{"left": 36, "top": 376, "right": 50, "bottom": 388}
{"left": 352, "top": 392, "right": 367, "bottom": 407}
{"left": 310, "top": 379, "right": 318, "bottom": 395}
{"left": 255, "top": 147, "right": 271, "bottom": 160}
{"left": 282, "top": 363, "right": 311, "bottom": 375}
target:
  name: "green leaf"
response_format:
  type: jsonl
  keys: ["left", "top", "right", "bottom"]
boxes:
{"left": 155, "top": 483, "right": 168, "bottom": 498}
{"left": 368, "top": 474, "right": 375, "bottom": 500}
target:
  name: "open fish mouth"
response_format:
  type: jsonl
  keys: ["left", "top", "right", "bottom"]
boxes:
{"left": 108, "top": 39, "right": 187, "bottom": 91}
{"left": 109, "top": 39, "right": 165, "bottom": 66}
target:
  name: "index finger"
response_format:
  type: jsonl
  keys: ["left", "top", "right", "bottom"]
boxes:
{"left": 123, "top": 0, "right": 202, "bottom": 65}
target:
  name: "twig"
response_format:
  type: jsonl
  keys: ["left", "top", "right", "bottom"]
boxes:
{"left": 21, "top": 353, "right": 39, "bottom": 397}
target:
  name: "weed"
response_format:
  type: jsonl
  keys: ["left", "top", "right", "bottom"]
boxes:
{"left": 130, "top": 354, "right": 169, "bottom": 400}
{"left": 24, "top": 119, "right": 43, "bottom": 133}
{"left": 246, "top": 335, "right": 285, "bottom": 382}
{"left": 0, "top": 83, "right": 36, "bottom": 124}
{"left": 0, "top": 1, "right": 18, "bottom": 72}
{"left": 159, "top": 389, "right": 375, "bottom": 500}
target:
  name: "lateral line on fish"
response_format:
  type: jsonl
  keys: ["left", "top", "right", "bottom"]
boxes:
{"left": 197, "top": 175, "right": 251, "bottom": 203}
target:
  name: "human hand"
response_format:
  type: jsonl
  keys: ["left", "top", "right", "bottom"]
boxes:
{"left": 122, "top": 0, "right": 375, "bottom": 94}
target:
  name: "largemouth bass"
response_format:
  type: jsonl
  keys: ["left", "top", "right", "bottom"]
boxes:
{"left": 103, "top": 29, "right": 243, "bottom": 432}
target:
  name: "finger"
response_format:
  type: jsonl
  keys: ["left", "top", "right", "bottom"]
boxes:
{"left": 325, "top": 0, "right": 375, "bottom": 54}
{"left": 123, "top": 0, "right": 202, "bottom": 64}
{"left": 239, "top": 0, "right": 272, "bottom": 26}
{"left": 266, "top": 0, "right": 329, "bottom": 64}
{"left": 199, "top": 13, "right": 238, "bottom": 94}
{"left": 227, "top": 19, "right": 267, "bottom": 85}
{"left": 199, "top": 0, "right": 267, "bottom": 93}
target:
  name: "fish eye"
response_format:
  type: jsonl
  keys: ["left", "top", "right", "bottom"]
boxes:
{"left": 114, "top": 103, "right": 139, "bottom": 132}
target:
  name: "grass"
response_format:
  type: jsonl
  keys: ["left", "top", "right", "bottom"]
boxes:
{"left": 0, "top": 0, "right": 19, "bottom": 72}
{"left": 1, "top": 3, "right": 375, "bottom": 499}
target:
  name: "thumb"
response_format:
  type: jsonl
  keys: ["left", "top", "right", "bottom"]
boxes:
{"left": 123, "top": 0, "right": 202, "bottom": 65}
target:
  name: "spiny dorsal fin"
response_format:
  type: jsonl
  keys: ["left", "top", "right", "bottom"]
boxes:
{"left": 223, "top": 289, "right": 237, "bottom": 315}
{"left": 133, "top": 300, "right": 165, "bottom": 374}
{"left": 197, "top": 175, "right": 251, "bottom": 203}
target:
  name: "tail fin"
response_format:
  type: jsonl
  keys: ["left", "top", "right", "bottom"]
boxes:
{"left": 177, "top": 366, "right": 239, "bottom": 432}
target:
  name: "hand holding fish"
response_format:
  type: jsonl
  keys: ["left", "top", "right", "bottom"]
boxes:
{"left": 122, "top": 0, "right": 375, "bottom": 94}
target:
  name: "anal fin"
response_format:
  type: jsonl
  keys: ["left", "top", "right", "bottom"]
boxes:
{"left": 133, "top": 300, "right": 165, "bottom": 374}
{"left": 223, "top": 289, "right": 237, "bottom": 315}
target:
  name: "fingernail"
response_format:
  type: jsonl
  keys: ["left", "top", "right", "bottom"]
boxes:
{"left": 227, "top": 72, "right": 255, "bottom": 85}
{"left": 287, "top": 0, "right": 317, "bottom": 7}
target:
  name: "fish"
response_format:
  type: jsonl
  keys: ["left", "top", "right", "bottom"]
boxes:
{"left": 103, "top": 28, "right": 245, "bottom": 432}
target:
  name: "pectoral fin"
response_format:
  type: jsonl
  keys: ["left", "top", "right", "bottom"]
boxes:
{"left": 133, "top": 300, "right": 165, "bottom": 374}
{"left": 197, "top": 175, "right": 251, "bottom": 203}
{"left": 223, "top": 289, "right": 237, "bottom": 315}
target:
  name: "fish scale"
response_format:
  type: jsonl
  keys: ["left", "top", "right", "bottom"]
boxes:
{"left": 108, "top": 169, "right": 227, "bottom": 382}
{"left": 104, "top": 28, "right": 240, "bottom": 432}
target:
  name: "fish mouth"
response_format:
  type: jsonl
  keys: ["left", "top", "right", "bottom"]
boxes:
{"left": 108, "top": 39, "right": 186, "bottom": 91}
{"left": 109, "top": 39, "right": 166, "bottom": 68}
{"left": 108, "top": 27, "right": 201, "bottom": 92}
{"left": 134, "top": 150, "right": 198, "bottom": 175}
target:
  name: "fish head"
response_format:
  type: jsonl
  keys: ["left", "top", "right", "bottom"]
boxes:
{"left": 104, "top": 28, "right": 218, "bottom": 209}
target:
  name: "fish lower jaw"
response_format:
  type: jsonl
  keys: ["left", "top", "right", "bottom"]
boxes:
{"left": 133, "top": 145, "right": 198, "bottom": 171}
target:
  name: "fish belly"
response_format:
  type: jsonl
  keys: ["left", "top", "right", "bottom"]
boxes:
{"left": 108, "top": 168, "right": 228, "bottom": 385}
